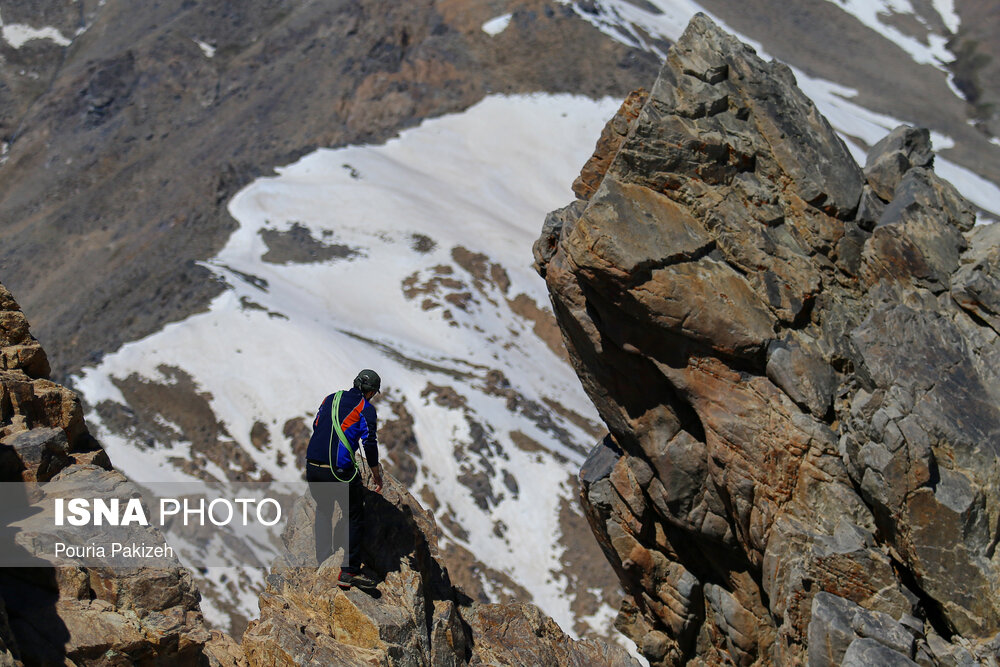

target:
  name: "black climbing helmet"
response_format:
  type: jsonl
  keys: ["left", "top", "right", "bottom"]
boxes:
{"left": 354, "top": 369, "right": 381, "bottom": 395}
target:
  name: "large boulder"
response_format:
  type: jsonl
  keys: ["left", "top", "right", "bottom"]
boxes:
{"left": 536, "top": 14, "right": 1000, "bottom": 667}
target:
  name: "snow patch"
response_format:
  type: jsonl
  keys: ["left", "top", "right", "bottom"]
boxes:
{"left": 561, "top": 0, "right": 705, "bottom": 58}
{"left": 482, "top": 14, "right": 512, "bottom": 36}
{"left": 929, "top": 131, "right": 955, "bottom": 151}
{"left": 193, "top": 38, "right": 216, "bottom": 58}
{"left": 931, "top": 0, "right": 961, "bottom": 33}
{"left": 0, "top": 9, "right": 72, "bottom": 48}
{"left": 821, "top": 0, "right": 956, "bottom": 69}
{"left": 934, "top": 157, "right": 1000, "bottom": 220}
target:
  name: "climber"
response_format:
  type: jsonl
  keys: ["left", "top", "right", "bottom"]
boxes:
{"left": 305, "top": 369, "right": 384, "bottom": 591}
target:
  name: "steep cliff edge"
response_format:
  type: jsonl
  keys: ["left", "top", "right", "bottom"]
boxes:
{"left": 536, "top": 14, "right": 1000, "bottom": 667}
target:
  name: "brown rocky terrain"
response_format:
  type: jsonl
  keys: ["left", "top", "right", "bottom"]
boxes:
{"left": 243, "top": 470, "right": 639, "bottom": 666}
{"left": 536, "top": 14, "right": 1000, "bottom": 666}
{"left": 1, "top": 280, "right": 237, "bottom": 665}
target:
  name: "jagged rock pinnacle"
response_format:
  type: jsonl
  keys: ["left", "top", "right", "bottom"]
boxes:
{"left": 537, "top": 13, "right": 1000, "bottom": 667}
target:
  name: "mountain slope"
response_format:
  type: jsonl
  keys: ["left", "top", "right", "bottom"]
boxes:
{"left": 3, "top": 1, "right": 1000, "bottom": 382}
{"left": 3, "top": 0, "right": 1000, "bottom": 652}
{"left": 73, "top": 94, "right": 630, "bottom": 640}
{"left": 0, "top": 0, "right": 658, "bottom": 379}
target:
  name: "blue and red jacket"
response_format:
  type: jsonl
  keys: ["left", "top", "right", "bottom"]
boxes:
{"left": 306, "top": 387, "right": 378, "bottom": 468}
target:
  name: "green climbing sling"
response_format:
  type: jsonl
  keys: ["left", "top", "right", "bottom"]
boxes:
{"left": 328, "top": 391, "right": 361, "bottom": 483}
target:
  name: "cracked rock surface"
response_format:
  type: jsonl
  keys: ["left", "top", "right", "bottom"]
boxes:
{"left": 243, "top": 472, "right": 641, "bottom": 667}
{"left": 536, "top": 14, "right": 1000, "bottom": 666}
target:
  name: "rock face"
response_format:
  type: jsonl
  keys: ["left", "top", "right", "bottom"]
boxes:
{"left": 0, "top": 280, "right": 234, "bottom": 666}
{"left": 536, "top": 14, "right": 1000, "bottom": 667}
{"left": 242, "top": 472, "right": 640, "bottom": 666}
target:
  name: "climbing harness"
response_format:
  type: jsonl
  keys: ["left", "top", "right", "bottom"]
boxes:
{"left": 328, "top": 391, "right": 362, "bottom": 483}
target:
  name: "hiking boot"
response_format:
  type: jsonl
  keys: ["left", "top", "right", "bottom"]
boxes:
{"left": 338, "top": 569, "right": 377, "bottom": 591}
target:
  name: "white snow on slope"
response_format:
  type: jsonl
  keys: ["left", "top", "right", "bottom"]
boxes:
{"left": 0, "top": 8, "right": 72, "bottom": 48}
{"left": 75, "top": 93, "right": 622, "bottom": 637}
{"left": 193, "top": 37, "right": 216, "bottom": 58}
{"left": 563, "top": 0, "right": 961, "bottom": 71}
{"left": 821, "top": 0, "right": 957, "bottom": 68}
{"left": 562, "top": 0, "right": 701, "bottom": 58}
{"left": 483, "top": 14, "right": 513, "bottom": 36}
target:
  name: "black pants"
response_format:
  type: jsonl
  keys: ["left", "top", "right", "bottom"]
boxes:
{"left": 306, "top": 463, "right": 363, "bottom": 572}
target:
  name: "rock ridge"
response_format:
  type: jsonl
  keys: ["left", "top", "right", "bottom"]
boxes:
{"left": 241, "top": 469, "right": 641, "bottom": 666}
{"left": 536, "top": 14, "right": 1000, "bottom": 666}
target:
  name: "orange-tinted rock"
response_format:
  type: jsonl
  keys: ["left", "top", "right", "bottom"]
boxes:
{"left": 242, "top": 473, "right": 640, "bottom": 666}
{"left": 573, "top": 89, "right": 649, "bottom": 201}
{"left": 0, "top": 280, "right": 230, "bottom": 666}
{"left": 538, "top": 14, "right": 1000, "bottom": 667}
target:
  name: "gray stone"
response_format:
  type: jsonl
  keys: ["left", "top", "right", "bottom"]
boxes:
{"left": 645, "top": 429, "right": 707, "bottom": 520}
{"left": 864, "top": 126, "right": 934, "bottom": 201}
{"left": 850, "top": 609, "right": 915, "bottom": 657}
{"left": 534, "top": 200, "right": 587, "bottom": 274}
{"left": 0, "top": 427, "right": 72, "bottom": 482}
{"left": 836, "top": 221, "right": 872, "bottom": 276}
{"left": 842, "top": 638, "right": 920, "bottom": 666}
{"left": 807, "top": 593, "right": 857, "bottom": 667}
{"left": 766, "top": 337, "right": 838, "bottom": 418}
{"left": 857, "top": 185, "right": 888, "bottom": 230}
{"left": 580, "top": 434, "right": 623, "bottom": 485}
{"left": 866, "top": 168, "right": 973, "bottom": 291}
{"left": 925, "top": 633, "right": 982, "bottom": 667}
{"left": 951, "top": 222, "right": 1000, "bottom": 335}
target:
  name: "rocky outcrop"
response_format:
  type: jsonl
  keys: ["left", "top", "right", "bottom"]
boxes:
{"left": 536, "top": 14, "right": 1000, "bottom": 666}
{"left": 0, "top": 280, "right": 230, "bottom": 665}
{"left": 242, "top": 471, "right": 639, "bottom": 666}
